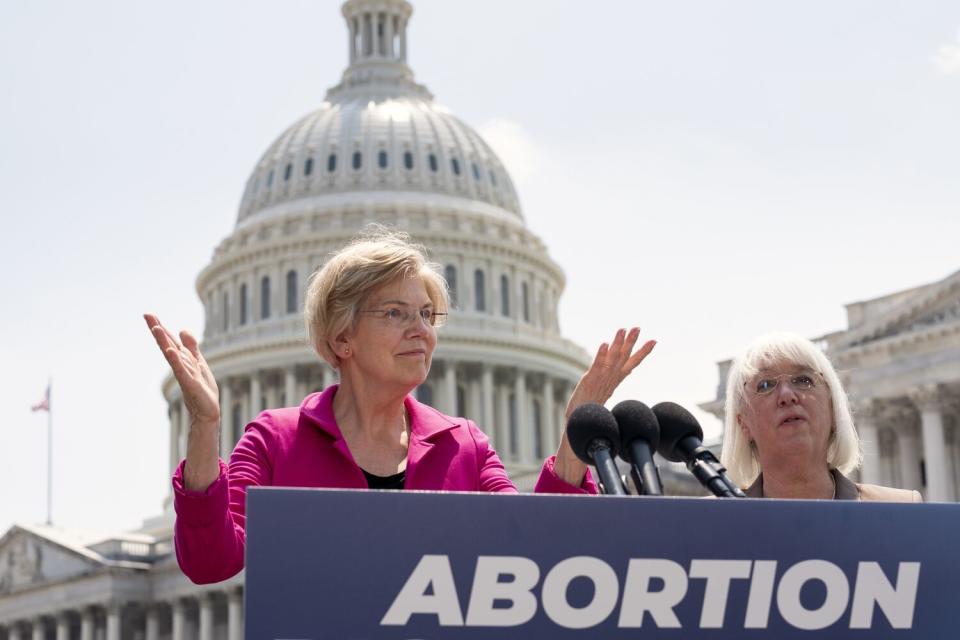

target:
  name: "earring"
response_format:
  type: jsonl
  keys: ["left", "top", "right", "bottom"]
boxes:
{"left": 344, "top": 348, "right": 350, "bottom": 355}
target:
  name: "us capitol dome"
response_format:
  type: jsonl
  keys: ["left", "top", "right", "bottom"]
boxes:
{"left": 161, "top": 0, "right": 592, "bottom": 495}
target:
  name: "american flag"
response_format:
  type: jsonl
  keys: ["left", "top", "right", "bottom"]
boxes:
{"left": 31, "top": 384, "right": 50, "bottom": 412}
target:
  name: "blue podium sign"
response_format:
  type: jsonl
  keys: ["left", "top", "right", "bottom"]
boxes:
{"left": 245, "top": 489, "right": 958, "bottom": 639}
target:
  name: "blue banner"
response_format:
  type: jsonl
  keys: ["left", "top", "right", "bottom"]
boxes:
{"left": 245, "top": 489, "right": 959, "bottom": 639}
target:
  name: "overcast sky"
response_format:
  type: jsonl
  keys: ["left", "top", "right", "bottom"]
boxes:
{"left": 2, "top": 1, "right": 958, "bottom": 535}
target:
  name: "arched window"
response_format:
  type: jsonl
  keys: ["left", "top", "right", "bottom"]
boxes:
{"left": 286, "top": 270, "right": 298, "bottom": 314}
{"left": 474, "top": 269, "right": 486, "bottom": 312}
{"left": 500, "top": 274, "right": 510, "bottom": 317}
{"left": 403, "top": 151, "right": 414, "bottom": 169}
{"left": 428, "top": 153, "right": 438, "bottom": 172}
{"left": 378, "top": 150, "right": 388, "bottom": 169}
{"left": 327, "top": 153, "right": 337, "bottom": 172}
{"left": 261, "top": 276, "right": 271, "bottom": 319}
{"left": 445, "top": 265, "right": 458, "bottom": 308}
{"left": 283, "top": 163, "right": 292, "bottom": 181}
{"left": 222, "top": 291, "right": 229, "bottom": 332}
{"left": 417, "top": 384, "right": 433, "bottom": 406}
{"left": 239, "top": 284, "right": 248, "bottom": 325}
{"left": 451, "top": 158, "right": 461, "bottom": 176}
{"left": 522, "top": 282, "right": 530, "bottom": 322}
{"left": 472, "top": 163, "right": 480, "bottom": 180}
{"left": 352, "top": 151, "right": 362, "bottom": 170}
{"left": 532, "top": 399, "right": 543, "bottom": 460}
{"left": 304, "top": 158, "right": 313, "bottom": 176}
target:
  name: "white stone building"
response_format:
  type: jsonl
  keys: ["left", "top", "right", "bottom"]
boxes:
{"left": 0, "top": 1, "right": 697, "bottom": 637}
{"left": 700, "top": 269, "right": 960, "bottom": 500}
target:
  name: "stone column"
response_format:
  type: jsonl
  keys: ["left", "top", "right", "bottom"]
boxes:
{"left": 384, "top": 10, "right": 395, "bottom": 57}
{"left": 80, "top": 608, "right": 94, "bottom": 640}
{"left": 265, "top": 376, "right": 279, "bottom": 411}
{"left": 9, "top": 623, "right": 22, "bottom": 640}
{"left": 56, "top": 613, "right": 69, "bottom": 640}
{"left": 542, "top": 376, "right": 556, "bottom": 454}
{"left": 911, "top": 385, "right": 954, "bottom": 502}
{"left": 220, "top": 379, "right": 233, "bottom": 457}
{"left": 878, "top": 428, "right": 898, "bottom": 488}
{"left": 443, "top": 363, "right": 458, "bottom": 416}
{"left": 171, "top": 599, "right": 185, "bottom": 640}
{"left": 514, "top": 371, "right": 530, "bottom": 464}
{"left": 897, "top": 423, "right": 923, "bottom": 491}
{"left": 322, "top": 365, "right": 335, "bottom": 390}
{"left": 400, "top": 17, "right": 407, "bottom": 61}
{"left": 467, "top": 375, "right": 482, "bottom": 427}
{"left": 348, "top": 14, "right": 357, "bottom": 62}
{"left": 250, "top": 373, "right": 262, "bottom": 420}
{"left": 495, "top": 384, "right": 510, "bottom": 459}
{"left": 481, "top": 365, "right": 495, "bottom": 445}
{"left": 227, "top": 588, "right": 244, "bottom": 640}
{"left": 199, "top": 594, "right": 214, "bottom": 640}
{"left": 179, "top": 399, "right": 190, "bottom": 461}
{"left": 169, "top": 404, "right": 180, "bottom": 476}
{"left": 31, "top": 619, "right": 43, "bottom": 640}
{"left": 105, "top": 605, "right": 120, "bottom": 640}
{"left": 285, "top": 368, "right": 297, "bottom": 407}
{"left": 144, "top": 606, "right": 159, "bottom": 640}
{"left": 855, "top": 400, "right": 881, "bottom": 485}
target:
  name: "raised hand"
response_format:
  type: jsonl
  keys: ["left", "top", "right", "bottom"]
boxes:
{"left": 554, "top": 327, "right": 656, "bottom": 486}
{"left": 565, "top": 327, "right": 655, "bottom": 419}
{"left": 144, "top": 313, "right": 221, "bottom": 490}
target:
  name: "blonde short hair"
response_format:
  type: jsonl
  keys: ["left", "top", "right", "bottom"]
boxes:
{"left": 303, "top": 227, "right": 449, "bottom": 367}
{"left": 719, "top": 332, "right": 862, "bottom": 487}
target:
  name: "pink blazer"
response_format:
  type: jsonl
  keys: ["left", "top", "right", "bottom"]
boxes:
{"left": 173, "top": 385, "right": 597, "bottom": 584}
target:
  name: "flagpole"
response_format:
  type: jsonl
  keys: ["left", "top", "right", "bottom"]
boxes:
{"left": 47, "top": 378, "right": 52, "bottom": 525}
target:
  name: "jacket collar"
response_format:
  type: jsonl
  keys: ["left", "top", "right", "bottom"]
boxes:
{"left": 299, "top": 384, "right": 461, "bottom": 443}
{"left": 743, "top": 468, "right": 858, "bottom": 500}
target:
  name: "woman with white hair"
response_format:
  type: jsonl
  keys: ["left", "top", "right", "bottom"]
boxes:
{"left": 720, "top": 332, "right": 921, "bottom": 501}
{"left": 145, "top": 228, "right": 654, "bottom": 583}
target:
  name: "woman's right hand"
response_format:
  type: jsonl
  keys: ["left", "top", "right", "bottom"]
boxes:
{"left": 145, "top": 313, "right": 221, "bottom": 491}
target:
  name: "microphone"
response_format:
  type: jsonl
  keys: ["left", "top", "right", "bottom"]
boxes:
{"left": 566, "top": 403, "right": 626, "bottom": 496}
{"left": 612, "top": 400, "right": 664, "bottom": 496}
{"left": 653, "top": 402, "right": 746, "bottom": 498}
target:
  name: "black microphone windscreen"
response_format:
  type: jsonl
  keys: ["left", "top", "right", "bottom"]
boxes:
{"left": 612, "top": 400, "right": 660, "bottom": 463}
{"left": 652, "top": 401, "right": 704, "bottom": 463}
{"left": 566, "top": 403, "right": 621, "bottom": 464}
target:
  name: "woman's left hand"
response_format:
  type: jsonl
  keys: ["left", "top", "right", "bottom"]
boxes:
{"left": 553, "top": 327, "right": 656, "bottom": 486}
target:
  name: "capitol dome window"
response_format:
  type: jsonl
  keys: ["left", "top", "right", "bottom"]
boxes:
{"left": 378, "top": 150, "right": 388, "bottom": 169}
{"left": 352, "top": 151, "right": 362, "bottom": 170}
{"left": 240, "top": 284, "right": 249, "bottom": 325}
{"left": 472, "top": 163, "right": 480, "bottom": 181}
{"left": 261, "top": 276, "right": 271, "bottom": 319}
{"left": 445, "top": 265, "right": 458, "bottom": 307}
{"left": 474, "top": 269, "right": 486, "bottom": 311}
{"left": 304, "top": 158, "right": 314, "bottom": 176}
{"left": 403, "top": 151, "right": 414, "bottom": 170}
{"left": 428, "top": 153, "right": 438, "bottom": 172}
{"left": 451, "top": 158, "right": 461, "bottom": 176}
{"left": 284, "top": 163, "right": 292, "bottom": 181}
{"left": 500, "top": 274, "right": 510, "bottom": 317}
{"left": 327, "top": 153, "right": 337, "bottom": 173}
{"left": 286, "top": 270, "right": 298, "bottom": 313}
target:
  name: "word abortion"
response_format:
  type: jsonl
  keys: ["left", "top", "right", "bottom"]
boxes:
{"left": 382, "top": 555, "right": 919, "bottom": 631}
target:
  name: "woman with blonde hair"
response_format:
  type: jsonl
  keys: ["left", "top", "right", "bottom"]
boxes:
{"left": 720, "top": 332, "right": 921, "bottom": 502}
{"left": 146, "top": 228, "right": 654, "bottom": 583}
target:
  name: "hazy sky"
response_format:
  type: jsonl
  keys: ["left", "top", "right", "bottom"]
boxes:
{"left": 2, "top": 1, "right": 958, "bottom": 535}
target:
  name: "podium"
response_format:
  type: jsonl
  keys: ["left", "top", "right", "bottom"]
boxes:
{"left": 246, "top": 489, "right": 958, "bottom": 638}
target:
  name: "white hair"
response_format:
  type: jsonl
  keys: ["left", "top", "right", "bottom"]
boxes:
{"left": 719, "top": 332, "right": 862, "bottom": 487}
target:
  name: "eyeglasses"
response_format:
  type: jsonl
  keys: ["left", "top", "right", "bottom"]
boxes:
{"left": 746, "top": 372, "right": 822, "bottom": 396}
{"left": 358, "top": 306, "right": 448, "bottom": 328}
